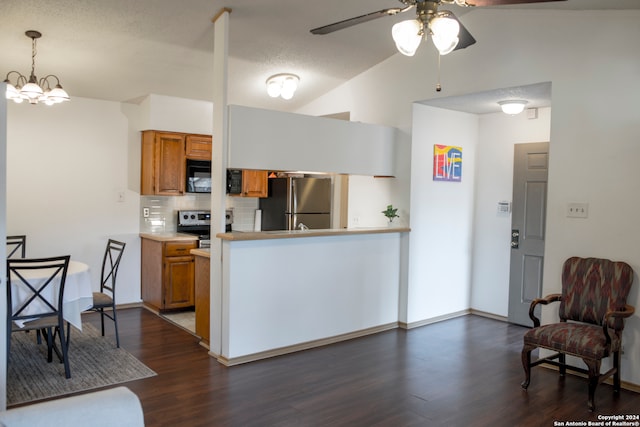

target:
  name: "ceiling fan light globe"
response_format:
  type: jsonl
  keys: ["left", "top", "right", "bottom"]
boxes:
{"left": 430, "top": 15, "right": 460, "bottom": 40}
{"left": 429, "top": 14, "right": 460, "bottom": 55}
{"left": 433, "top": 35, "right": 459, "bottom": 55}
{"left": 392, "top": 19, "right": 423, "bottom": 57}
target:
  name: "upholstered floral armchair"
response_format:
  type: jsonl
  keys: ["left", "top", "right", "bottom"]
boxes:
{"left": 521, "top": 257, "right": 635, "bottom": 411}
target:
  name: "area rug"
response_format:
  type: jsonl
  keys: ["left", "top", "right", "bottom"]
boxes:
{"left": 6, "top": 323, "right": 156, "bottom": 406}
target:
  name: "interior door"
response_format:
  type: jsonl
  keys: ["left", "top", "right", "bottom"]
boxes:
{"left": 508, "top": 142, "right": 549, "bottom": 327}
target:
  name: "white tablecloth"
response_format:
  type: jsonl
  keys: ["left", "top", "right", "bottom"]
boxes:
{"left": 10, "top": 260, "right": 94, "bottom": 331}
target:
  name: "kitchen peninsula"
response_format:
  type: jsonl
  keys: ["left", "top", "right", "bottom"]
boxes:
{"left": 211, "top": 226, "right": 409, "bottom": 366}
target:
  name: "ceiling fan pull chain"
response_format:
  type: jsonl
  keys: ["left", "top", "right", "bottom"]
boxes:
{"left": 436, "top": 53, "right": 442, "bottom": 92}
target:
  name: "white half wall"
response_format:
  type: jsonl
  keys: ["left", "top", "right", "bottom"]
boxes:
{"left": 221, "top": 232, "right": 402, "bottom": 359}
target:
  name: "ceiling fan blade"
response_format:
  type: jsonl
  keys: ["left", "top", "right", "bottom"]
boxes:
{"left": 467, "top": 0, "right": 566, "bottom": 6}
{"left": 449, "top": 14, "right": 476, "bottom": 51}
{"left": 310, "top": 7, "right": 410, "bottom": 35}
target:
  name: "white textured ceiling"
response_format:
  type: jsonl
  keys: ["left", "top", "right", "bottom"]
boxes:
{"left": 1, "top": 0, "right": 638, "bottom": 113}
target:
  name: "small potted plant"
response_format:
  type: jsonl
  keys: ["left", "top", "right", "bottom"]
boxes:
{"left": 382, "top": 204, "right": 399, "bottom": 224}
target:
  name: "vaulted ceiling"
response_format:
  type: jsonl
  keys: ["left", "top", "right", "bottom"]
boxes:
{"left": 1, "top": 0, "right": 638, "bottom": 112}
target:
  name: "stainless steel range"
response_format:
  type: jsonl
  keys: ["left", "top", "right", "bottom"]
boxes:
{"left": 177, "top": 210, "right": 211, "bottom": 248}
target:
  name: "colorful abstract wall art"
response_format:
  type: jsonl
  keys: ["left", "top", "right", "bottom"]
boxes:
{"left": 433, "top": 144, "right": 462, "bottom": 182}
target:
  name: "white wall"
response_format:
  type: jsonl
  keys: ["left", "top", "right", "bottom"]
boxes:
{"left": 471, "top": 108, "right": 551, "bottom": 316}
{"left": 227, "top": 105, "right": 397, "bottom": 176}
{"left": 298, "top": 9, "right": 640, "bottom": 385}
{"left": 6, "top": 97, "right": 141, "bottom": 304}
{"left": 408, "top": 105, "right": 477, "bottom": 323}
{"left": 1, "top": 83, "right": 8, "bottom": 409}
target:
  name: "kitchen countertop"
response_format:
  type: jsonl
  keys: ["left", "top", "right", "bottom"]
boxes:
{"left": 191, "top": 248, "right": 211, "bottom": 258}
{"left": 216, "top": 226, "right": 410, "bottom": 241}
{"left": 139, "top": 232, "right": 199, "bottom": 242}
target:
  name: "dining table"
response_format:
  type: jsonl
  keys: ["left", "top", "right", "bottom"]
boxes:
{"left": 10, "top": 260, "right": 94, "bottom": 331}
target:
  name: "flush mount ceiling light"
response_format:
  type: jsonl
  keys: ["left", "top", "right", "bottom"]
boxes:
{"left": 3, "top": 30, "right": 70, "bottom": 105}
{"left": 498, "top": 100, "right": 528, "bottom": 115}
{"left": 266, "top": 73, "right": 300, "bottom": 100}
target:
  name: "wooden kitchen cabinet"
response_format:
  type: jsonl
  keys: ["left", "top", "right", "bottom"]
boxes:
{"left": 185, "top": 134, "right": 212, "bottom": 160}
{"left": 141, "top": 237, "right": 197, "bottom": 312}
{"left": 141, "top": 130, "right": 212, "bottom": 195}
{"left": 194, "top": 253, "right": 210, "bottom": 346}
{"left": 141, "top": 130, "right": 186, "bottom": 195}
{"left": 237, "top": 170, "right": 268, "bottom": 198}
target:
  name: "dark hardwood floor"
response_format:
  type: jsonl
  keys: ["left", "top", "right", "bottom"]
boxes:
{"left": 80, "top": 308, "right": 639, "bottom": 426}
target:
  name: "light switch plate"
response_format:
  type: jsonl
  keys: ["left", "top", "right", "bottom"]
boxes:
{"left": 567, "top": 202, "right": 588, "bottom": 218}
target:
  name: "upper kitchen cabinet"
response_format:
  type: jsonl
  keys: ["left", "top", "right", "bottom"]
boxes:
{"left": 228, "top": 169, "right": 268, "bottom": 198}
{"left": 141, "top": 130, "right": 185, "bottom": 195}
{"left": 141, "top": 130, "right": 212, "bottom": 196}
{"left": 185, "top": 134, "right": 212, "bottom": 160}
{"left": 241, "top": 170, "right": 268, "bottom": 198}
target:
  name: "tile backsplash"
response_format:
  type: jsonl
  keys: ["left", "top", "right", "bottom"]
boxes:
{"left": 140, "top": 194, "right": 259, "bottom": 233}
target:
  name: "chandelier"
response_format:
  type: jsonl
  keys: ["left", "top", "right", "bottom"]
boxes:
{"left": 3, "top": 30, "right": 70, "bottom": 105}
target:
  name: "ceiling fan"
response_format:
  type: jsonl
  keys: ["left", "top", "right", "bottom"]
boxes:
{"left": 311, "top": 0, "right": 566, "bottom": 57}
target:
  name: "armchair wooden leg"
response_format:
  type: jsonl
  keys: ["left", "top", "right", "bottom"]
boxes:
{"left": 521, "top": 345, "right": 533, "bottom": 389}
{"left": 559, "top": 353, "right": 566, "bottom": 377}
{"left": 613, "top": 351, "right": 621, "bottom": 393}
{"left": 585, "top": 359, "right": 601, "bottom": 412}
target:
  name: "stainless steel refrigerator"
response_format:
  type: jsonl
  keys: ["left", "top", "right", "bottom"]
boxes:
{"left": 259, "top": 177, "right": 332, "bottom": 230}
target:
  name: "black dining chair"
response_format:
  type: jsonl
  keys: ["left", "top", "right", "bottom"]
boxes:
{"left": 6, "top": 235, "right": 26, "bottom": 259}
{"left": 7, "top": 255, "right": 72, "bottom": 378}
{"left": 87, "top": 239, "right": 126, "bottom": 347}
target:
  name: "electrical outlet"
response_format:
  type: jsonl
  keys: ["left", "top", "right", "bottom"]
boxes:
{"left": 143, "top": 207, "right": 150, "bottom": 218}
{"left": 566, "top": 202, "right": 588, "bottom": 218}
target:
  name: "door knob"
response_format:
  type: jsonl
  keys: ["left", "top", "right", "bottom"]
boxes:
{"left": 511, "top": 229, "right": 520, "bottom": 249}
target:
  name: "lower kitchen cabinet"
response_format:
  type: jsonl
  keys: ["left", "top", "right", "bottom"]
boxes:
{"left": 141, "top": 237, "right": 197, "bottom": 312}
{"left": 194, "top": 252, "right": 210, "bottom": 346}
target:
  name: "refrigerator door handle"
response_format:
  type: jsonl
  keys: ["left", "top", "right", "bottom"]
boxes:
{"left": 290, "top": 179, "right": 297, "bottom": 215}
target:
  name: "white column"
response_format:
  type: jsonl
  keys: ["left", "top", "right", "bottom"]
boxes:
{"left": 209, "top": 8, "right": 231, "bottom": 358}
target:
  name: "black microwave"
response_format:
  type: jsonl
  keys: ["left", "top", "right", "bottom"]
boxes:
{"left": 186, "top": 159, "right": 211, "bottom": 193}
{"left": 227, "top": 169, "right": 242, "bottom": 194}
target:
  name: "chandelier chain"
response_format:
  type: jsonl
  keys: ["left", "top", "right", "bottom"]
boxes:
{"left": 30, "top": 37, "right": 38, "bottom": 79}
